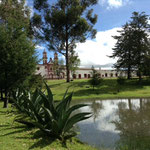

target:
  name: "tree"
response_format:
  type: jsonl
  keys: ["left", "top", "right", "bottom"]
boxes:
{"left": 89, "top": 66, "right": 103, "bottom": 90}
{"left": 110, "top": 12, "right": 150, "bottom": 81}
{"left": 0, "top": 0, "right": 37, "bottom": 108}
{"left": 110, "top": 23, "right": 135, "bottom": 79}
{"left": 53, "top": 58, "right": 65, "bottom": 79}
{"left": 69, "top": 51, "right": 80, "bottom": 79}
{"left": 130, "top": 12, "right": 150, "bottom": 82}
{"left": 32, "top": 0, "right": 98, "bottom": 82}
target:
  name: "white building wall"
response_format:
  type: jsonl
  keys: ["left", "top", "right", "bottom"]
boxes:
{"left": 73, "top": 69, "right": 127, "bottom": 79}
{"left": 36, "top": 64, "right": 135, "bottom": 79}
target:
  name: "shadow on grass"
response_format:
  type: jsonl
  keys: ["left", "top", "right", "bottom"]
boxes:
{"left": 0, "top": 126, "right": 32, "bottom": 136}
{"left": 0, "top": 122, "right": 56, "bottom": 149}
{"left": 48, "top": 81, "right": 67, "bottom": 88}
{"left": 28, "top": 130, "right": 56, "bottom": 149}
{"left": 73, "top": 82, "right": 144, "bottom": 97}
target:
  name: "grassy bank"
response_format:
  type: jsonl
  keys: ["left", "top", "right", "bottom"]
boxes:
{"left": 0, "top": 102, "right": 97, "bottom": 150}
{"left": 47, "top": 78, "right": 150, "bottom": 100}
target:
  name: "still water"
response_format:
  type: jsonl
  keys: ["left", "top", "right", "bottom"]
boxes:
{"left": 73, "top": 99, "right": 150, "bottom": 150}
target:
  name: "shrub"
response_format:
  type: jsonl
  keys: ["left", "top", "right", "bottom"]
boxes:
{"left": 12, "top": 83, "right": 91, "bottom": 145}
{"left": 89, "top": 66, "right": 103, "bottom": 90}
{"left": 117, "top": 76, "right": 126, "bottom": 85}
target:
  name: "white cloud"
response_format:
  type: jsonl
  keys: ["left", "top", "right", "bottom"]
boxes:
{"left": 108, "top": 0, "right": 122, "bottom": 8}
{"left": 99, "top": 0, "right": 131, "bottom": 9}
{"left": 75, "top": 27, "right": 121, "bottom": 68}
{"left": 36, "top": 45, "right": 46, "bottom": 50}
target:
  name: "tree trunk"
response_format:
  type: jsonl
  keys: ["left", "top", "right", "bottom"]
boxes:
{"left": 139, "top": 73, "right": 142, "bottom": 82}
{"left": 138, "top": 69, "right": 142, "bottom": 83}
{"left": 127, "top": 65, "right": 131, "bottom": 79}
{"left": 66, "top": 51, "right": 70, "bottom": 82}
{"left": 140, "top": 98, "right": 143, "bottom": 111}
{"left": 3, "top": 89, "right": 8, "bottom": 108}
{"left": 65, "top": 25, "right": 70, "bottom": 82}
{"left": 128, "top": 99, "right": 132, "bottom": 111}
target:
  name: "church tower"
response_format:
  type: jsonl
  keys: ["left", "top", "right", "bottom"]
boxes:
{"left": 54, "top": 52, "right": 58, "bottom": 64}
{"left": 43, "top": 50, "right": 47, "bottom": 64}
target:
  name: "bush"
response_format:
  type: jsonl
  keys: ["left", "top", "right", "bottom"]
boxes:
{"left": 117, "top": 76, "right": 126, "bottom": 85}
{"left": 89, "top": 66, "right": 103, "bottom": 90}
{"left": 12, "top": 83, "right": 91, "bottom": 145}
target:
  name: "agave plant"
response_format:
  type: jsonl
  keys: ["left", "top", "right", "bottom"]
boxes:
{"left": 13, "top": 83, "right": 91, "bottom": 144}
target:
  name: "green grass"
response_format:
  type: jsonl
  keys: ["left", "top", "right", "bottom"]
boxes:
{"left": 0, "top": 102, "right": 98, "bottom": 150}
{"left": 46, "top": 78, "right": 150, "bottom": 100}
{"left": 1, "top": 78, "right": 150, "bottom": 150}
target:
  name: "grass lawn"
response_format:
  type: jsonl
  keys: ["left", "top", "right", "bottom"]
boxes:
{"left": 46, "top": 78, "right": 150, "bottom": 100}
{"left": 0, "top": 102, "right": 98, "bottom": 150}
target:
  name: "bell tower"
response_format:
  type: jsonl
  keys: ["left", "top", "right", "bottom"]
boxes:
{"left": 54, "top": 52, "right": 58, "bottom": 64}
{"left": 43, "top": 50, "right": 47, "bottom": 64}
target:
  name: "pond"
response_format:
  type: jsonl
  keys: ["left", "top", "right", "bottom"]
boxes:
{"left": 72, "top": 99, "right": 150, "bottom": 150}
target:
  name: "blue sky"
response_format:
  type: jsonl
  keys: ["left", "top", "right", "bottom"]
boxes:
{"left": 28, "top": 0, "right": 150, "bottom": 68}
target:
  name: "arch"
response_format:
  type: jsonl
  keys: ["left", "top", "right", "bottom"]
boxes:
{"left": 78, "top": 74, "right": 81, "bottom": 79}
{"left": 115, "top": 73, "right": 118, "bottom": 77}
{"left": 110, "top": 73, "right": 113, "bottom": 77}
{"left": 84, "top": 74, "right": 87, "bottom": 78}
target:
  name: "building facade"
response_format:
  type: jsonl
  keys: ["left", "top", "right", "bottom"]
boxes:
{"left": 36, "top": 51, "right": 129, "bottom": 79}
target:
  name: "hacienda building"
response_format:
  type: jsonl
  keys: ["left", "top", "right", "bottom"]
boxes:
{"left": 35, "top": 50, "right": 133, "bottom": 79}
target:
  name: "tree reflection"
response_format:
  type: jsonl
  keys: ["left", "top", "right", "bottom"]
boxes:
{"left": 113, "top": 99, "right": 150, "bottom": 150}
{"left": 90, "top": 100, "right": 103, "bottom": 121}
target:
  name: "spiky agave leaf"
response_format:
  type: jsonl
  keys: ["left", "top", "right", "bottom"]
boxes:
{"left": 63, "top": 112, "right": 92, "bottom": 133}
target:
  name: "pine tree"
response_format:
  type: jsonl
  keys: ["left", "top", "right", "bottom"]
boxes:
{"left": 32, "top": 0, "right": 98, "bottom": 82}
{"left": 111, "top": 23, "right": 134, "bottom": 79}
{"left": 111, "top": 12, "right": 150, "bottom": 81}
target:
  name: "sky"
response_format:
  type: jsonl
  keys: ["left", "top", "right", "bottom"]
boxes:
{"left": 29, "top": 0, "right": 150, "bottom": 69}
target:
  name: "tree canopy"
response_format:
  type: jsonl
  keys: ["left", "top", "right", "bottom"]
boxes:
{"left": 32, "top": 0, "right": 98, "bottom": 82}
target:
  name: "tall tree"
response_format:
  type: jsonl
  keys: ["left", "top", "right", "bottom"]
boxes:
{"left": 110, "top": 23, "right": 135, "bottom": 79}
{"left": 32, "top": 0, "right": 98, "bottom": 82}
{"left": 110, "top": 12, "right": 150, "bottom": 81}
{"left": 130, "top": 12, "right": 150, "bottom": 82}
{"left": 0, "top": 0, "right": 37, "bottom": 108}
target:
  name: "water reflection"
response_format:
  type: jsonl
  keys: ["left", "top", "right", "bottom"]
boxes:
{"left": 113, "top": 99, "right": 150, "bottom": 150}
{"left": 73, "top": 99, "right": 150, "bottom": 150}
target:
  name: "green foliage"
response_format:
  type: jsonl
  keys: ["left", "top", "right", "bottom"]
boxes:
{"left": 13, "top": 83, "right": 91, "bottom": 145}
{"left": 0, "top": 0, "right": 37, "bottom": 107}
{"left": 53, "top": 58, "right": 65, "bottom": 79}
{"left": 32, "top": 0, "right": 98, "bottom": 82}
{"left": 111, "top": 12, "right": 150, "bottom": 81}
{"left": 69, "top": 51, "right": 80, "bottom": 78}
{"left": 0, "top": 101, "right": 97, "bottom": 150}
{"left": 89, "top": 66, "right": 103, "bottom": 90}
{"left": 117, "top": 76, "right": 126, "bottom": 85}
